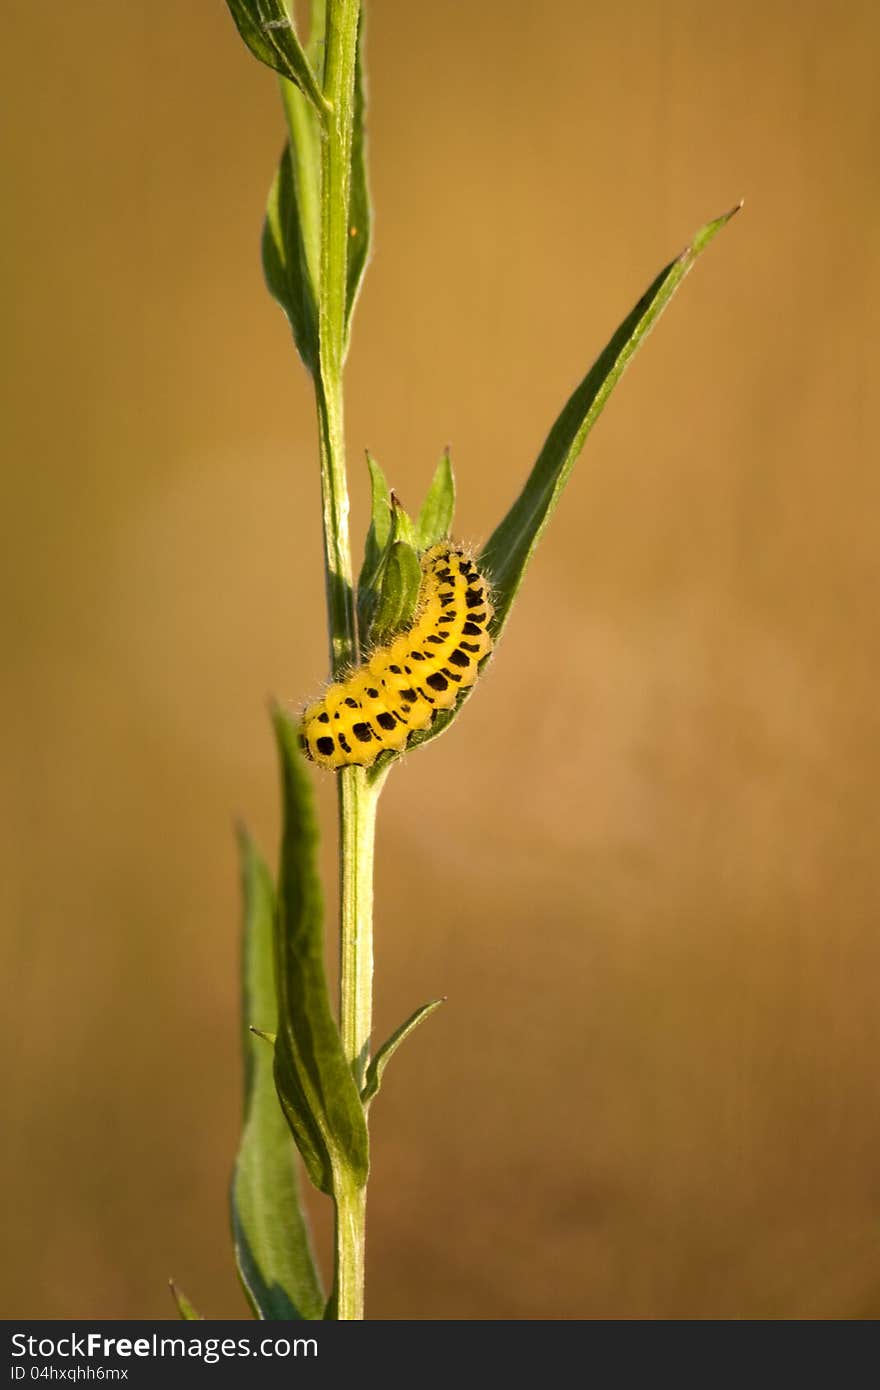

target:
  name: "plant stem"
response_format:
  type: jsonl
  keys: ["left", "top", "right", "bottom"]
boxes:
{"left": 314, "top": 0, "right": 373, "bottom": 1322}
{"left": 333, "top": 1180, "right": 367, "bottom": 1321}
{"left": 338, "top": 768, "right": 378, "bottom": 1088}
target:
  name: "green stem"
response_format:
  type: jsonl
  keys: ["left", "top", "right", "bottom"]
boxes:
{"left": 314, "top": 0, "right": 373, "bottom": 1322}
{"left": 315, "top": 377, "right": 355, "bottom": 676}
{"left": 338, "top": 768, "right": 378, "bottom": 1088}
{"left": 333, "top": 1180, "right": 367, "bottom": 1321}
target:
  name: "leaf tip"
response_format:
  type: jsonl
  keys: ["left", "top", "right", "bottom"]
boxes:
{"left": 682, "top": 200, "right": 744, "bottom": 261}
{"left": 168, "top": 1279, "right": 202, "bottom": 1321}
{"left": 249, "top": 1024, "right": 277, "bottom": 1045}
{"left": 717, "top": 198, "right": 745, "bottom": 227}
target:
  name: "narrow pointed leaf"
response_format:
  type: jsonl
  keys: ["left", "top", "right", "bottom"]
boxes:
{"left": 272, "top": 709, "right": 369, "bottom": 1195}
{"left": 225, "top": 0, "right": 328, "bottom": 113}
{"left": 169, "top": 1282, "right": 202, "bottom": 1321}
{"left": 357, "top": 454, "right": 392, "bottom": 601}
{"left": 262, "top": 141, "right": 319, "bottom": 374}
{"left": 249, "top": 1025, "right": 276, "bottom": 1045}
{"left": 345, "top": 11, "right": 371, "bottom": 338}
{"left": 416, "top": 451, "right": 456, "bottom": 549}
{"left": 230, "top": 829, "right": 325, "bottom": 1320}
{"left": 262, "top": 70, "right": 324, "bottom": 376}
{"left": 370, "top": 205, "right": 740, "bottom": 771}
{"left": 481, "top": 205, "right": 742, "bottom": 638}
{"left": 361, "top": 999, "right": 445, "bottom": 1106}
{"left": 369, "top": 540, "right": 422, "bottom": 644}
{"left": 389, "top": 493, "right": 417, "bottom": 548}
{"left": 356, "top": 453, "right": 393, "bottom": 649}
{"left": 360, "top": 489, "right": 420, "bottom": 648}
{"left": 279, "top": 76, "right": 323, "bottom": 284}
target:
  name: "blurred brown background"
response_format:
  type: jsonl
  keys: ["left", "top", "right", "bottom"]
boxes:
{"left": 2, "top": 0, "right": 879, "bottom": 1319}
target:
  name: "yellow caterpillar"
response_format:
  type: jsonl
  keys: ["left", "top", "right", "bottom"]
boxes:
{"left": 300, "top": 543, "right": 494, "bottom": 770}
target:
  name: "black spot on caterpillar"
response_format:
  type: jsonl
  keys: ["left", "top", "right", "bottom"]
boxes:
{"left": 300, "top": 543, "right": 494, "bottom": 770}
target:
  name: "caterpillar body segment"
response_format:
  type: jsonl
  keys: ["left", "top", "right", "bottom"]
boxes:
{"left": 300, "top": 544, "right": 494, "bottom": 770}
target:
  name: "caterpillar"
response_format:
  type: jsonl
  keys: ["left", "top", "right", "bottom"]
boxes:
{"left": 300, "top": 543, "right": 494, "bottom": 770}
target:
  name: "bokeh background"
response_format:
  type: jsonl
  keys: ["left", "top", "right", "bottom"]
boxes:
{"left": 3, "top": 0, "right": 879, "bottom": 1319}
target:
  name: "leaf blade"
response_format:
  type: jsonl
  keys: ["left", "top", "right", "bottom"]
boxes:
{"left": 168, "top": 1282, "right": 202, "bottom": 1321}
{"left": 345, "top": 10, "right": 371, "bottom": 339}
{"left": 482, "top": 205, "right": 742, "bottom": 638}
{"left": 356, "top": 453, "right": 392, "bottom": 650}
{"left": 361, "top": 1000, "right": 445, "bottom": 1106}
{"left": 416, "top": 450, "right": 456, "bottom": 550}
{"left": 272, "top": 709, "right": 369, "bottom": 1196}
{"left": 368, "top": 540, "right": 422, "bottom": 645}
{"left": 225, "top": 0, "right": 328, "bottom": 113}
{"left": 230, "top": 829, "right": 325, "bottom": 1321}
{"left": 357, "top": 454, "right": 392, "bottom": 593}
{"left": 262, "top": 139, "right": 319, "bottom": 375}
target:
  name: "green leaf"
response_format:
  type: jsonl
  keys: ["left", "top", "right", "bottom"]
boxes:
{"left": 249, "top": 1024, "right": 276, "bottom": 1045}
{"left": 230, "top": 829, "right": 325, "bottom": 1321}
{"left": 361, "top": 1000, "right": 445, "bottom": 1106}
{"left": 373, "top": 204, "right": 741, "bottom": 770}
{"left": 345, "top": 10, "right": 371, "bottom": 339}
{"left": 389, "top": 493, "right": 417, "bottom": 548}
{"left": 356, "top": 453, "right": 392, "bottom": 652}
{"left": 357, "top": 454, "right": 392, "bottom": 593}
{"left": 261, "top": 6, "right": 326, "bottom": 375}
{"left": 225, "top": 0, "right": 329, "bottom": 114}
{"left": 481, "top": 204, "right": 742, "bottom": 639}
{"left": 368, "top": 541, "right": 422, "bottom": 645}
{"left": 368, "top": 496, "right": 421, "bottom": 644}
{"left": 168, "top": 1281, "right": 202, "bottom": 1321}
{"left": 279, "top": 76, "right": 324, "bottom": 284}
{"left": 359, "top": 483, "right": 422, "bottom": 649}
{"left": 262, "top": 66, "right": 326, "bottom": 377}
{"left": 416, "top": 450, "right": 456, "bottom": 550}
{"left": 272, "top": 709, "right": 369, "bottom": 1195}
{"left": 262, "top": 140, "right": 319, "bottom": 374}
